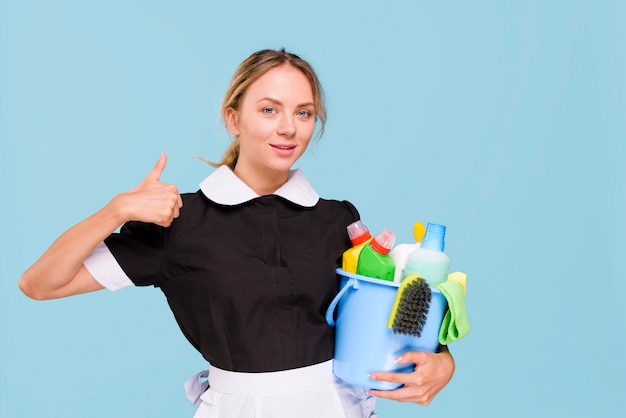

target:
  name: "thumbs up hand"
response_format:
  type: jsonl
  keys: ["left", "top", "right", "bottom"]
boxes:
{"left": 115, "top": 152, "right": 183, "bottom": 227}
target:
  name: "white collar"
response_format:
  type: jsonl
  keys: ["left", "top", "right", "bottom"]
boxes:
{"left": 199, "top": 165, "right": 320, "bottom": 207}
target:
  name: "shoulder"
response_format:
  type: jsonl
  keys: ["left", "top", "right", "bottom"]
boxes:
{"left": 316, "top": 198, "right": 360, "bottom": 222}
{"left": 171, "top": 190, "right": 215, "bottom": 226}
{"left": 181, "top": 190, "right": 206, "bottom": 205}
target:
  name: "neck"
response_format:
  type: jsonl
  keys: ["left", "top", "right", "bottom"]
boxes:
{"left": 233, "top": 164, "right": 290, "bottom": 196}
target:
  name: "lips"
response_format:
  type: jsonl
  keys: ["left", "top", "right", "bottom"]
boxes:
{"left": 271, "top": 144, "right": 296, "bottom": 150}
{"left": 270, "top": 143, "right": 297, "bottom": 157}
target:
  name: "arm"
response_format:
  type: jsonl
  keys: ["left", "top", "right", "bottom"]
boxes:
{"left": 367, "top": 350, "right": 455, "bottom": 405}
{"left": 19, "top": 152, "right": 182, "bottom": 300}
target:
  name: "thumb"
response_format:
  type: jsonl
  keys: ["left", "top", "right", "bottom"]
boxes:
{"left": 145, "top": 151, "right": 167, "bottom": 182}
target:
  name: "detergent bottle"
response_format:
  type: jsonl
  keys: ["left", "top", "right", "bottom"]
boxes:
{"left": 341, "top": 220, "right": 372, "bottom": 274}
{"left": 389, "top": 221, "right": 426, "bottom": 282}
{"left": 403, "top": 222, "right": 451, "bottom": 286}
{"left": 356, "top": 228, "right": 396, "bottom": 281}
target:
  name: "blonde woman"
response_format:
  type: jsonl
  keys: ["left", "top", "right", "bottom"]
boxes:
{"left": 20, "top": 49, "right": 454, "bottom": 417}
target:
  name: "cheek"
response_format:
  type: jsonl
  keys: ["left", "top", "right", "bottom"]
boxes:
{"left": 299, "top": 121, "right": 316, "bottom": 139}
{"left": 297, "top": 137, "right": 312, "bottom": 157}
{"left": 240, "top": 117, "right": 273, "bottom": 139}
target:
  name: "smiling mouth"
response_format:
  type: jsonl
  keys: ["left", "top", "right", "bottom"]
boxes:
{"left": 271, "top": 144, "right": 296, "bottom": 150}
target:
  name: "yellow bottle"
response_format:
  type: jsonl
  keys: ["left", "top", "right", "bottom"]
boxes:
{"left": 341, "top": 220, "right": 372, "bottom": 273}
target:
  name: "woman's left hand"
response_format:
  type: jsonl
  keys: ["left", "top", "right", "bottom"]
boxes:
{"left": 367, "top": 351, "right": 455, "bottom": 405}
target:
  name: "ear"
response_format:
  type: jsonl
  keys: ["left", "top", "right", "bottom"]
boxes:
{"left": 224, "top": 107, "right": 240, "bottom": 137}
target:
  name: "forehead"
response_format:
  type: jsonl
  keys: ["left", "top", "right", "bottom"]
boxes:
{"left": 244, "top": 64, "right": 314, "bottom": 102}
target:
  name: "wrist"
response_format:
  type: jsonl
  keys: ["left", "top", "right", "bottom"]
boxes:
{"left": 102, "top": 193, "right": 132, "bottom": 226}
{"left": 438, "top": 349, "right": 455, "bottom": 377}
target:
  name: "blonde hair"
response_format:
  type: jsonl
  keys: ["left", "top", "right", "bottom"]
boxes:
{"left": 205, "top": 49, "right": 327, "bottom": 169}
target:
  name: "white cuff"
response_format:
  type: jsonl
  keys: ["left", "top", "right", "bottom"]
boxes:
{"left": 83, "top": 242, "right": 134, "bottom": 291}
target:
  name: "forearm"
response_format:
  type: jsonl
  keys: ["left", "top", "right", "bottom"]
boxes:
{"left": 19, "top": 197, "right": 128, "bottom": 299}
{"left": 19, "top": 153, "right": 182, "bottom": 300}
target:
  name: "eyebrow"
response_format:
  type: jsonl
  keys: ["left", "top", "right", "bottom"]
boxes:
{"left": 257, "top": 97, "right": 315, "bottom": 108}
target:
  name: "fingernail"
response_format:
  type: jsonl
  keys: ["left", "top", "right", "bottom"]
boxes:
{"left": 394, "top": 356, "right": 404, "bottom": 364}
{"left": 368, "top": 374, "right": 377, "bottom": 380}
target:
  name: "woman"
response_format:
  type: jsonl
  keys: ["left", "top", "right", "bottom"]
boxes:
{"left": 19, "top": 49, "right": 454, "bottom": 417}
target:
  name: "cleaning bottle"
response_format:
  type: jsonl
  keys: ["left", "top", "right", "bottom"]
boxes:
{"left": 402, "top": 223, "right": 451, "bottom": 286}
{"left": 356, "top": 228, "right": 397, "bottom": 281}
{"left": 389, "top": 221, "right": 426, "bottom": 282}
{"left": 341, "top": 220, "right": 372, "bottom": 274}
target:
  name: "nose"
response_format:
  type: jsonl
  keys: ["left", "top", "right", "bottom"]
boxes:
{"left": 277, "top": 114, "right": 296, "bottom": 137}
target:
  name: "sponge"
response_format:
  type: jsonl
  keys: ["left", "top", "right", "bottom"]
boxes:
{"left": 447, "top": 271, "right": 467, "bottom": 295}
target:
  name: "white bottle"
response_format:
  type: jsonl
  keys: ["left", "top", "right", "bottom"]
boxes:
{"left": 389, "top": 222, "right": 426, "bottom": 282}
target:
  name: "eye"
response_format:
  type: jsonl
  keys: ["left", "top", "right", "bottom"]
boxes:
{"left": 262, "top": 107, "right": 276, "bottom": 115}
{"left": 297, "top": 109, "right": 313, "bottom": 119}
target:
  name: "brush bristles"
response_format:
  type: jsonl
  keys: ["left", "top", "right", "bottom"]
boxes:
{"left": 392, "top": 279, "right": 432, "bottom": 337}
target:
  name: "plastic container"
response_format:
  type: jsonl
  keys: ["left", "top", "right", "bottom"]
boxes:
{"left": 325, "top": 269, "right": 447, "bottom": 390}
{"left": 356, "top": 228, "right": 396, "bottom": 282}
{"left": 403, "top": 223, "right": 451, "bottom": 286}
{"left": 389, "top": 222, "right": 426, "bottom": 282}
{"left": 342, "top": 220, "right": 372, "bottom": 274}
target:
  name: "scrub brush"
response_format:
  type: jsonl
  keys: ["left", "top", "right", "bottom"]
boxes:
{"left": 387, "top": 273, "right": 432, "bottom": 337}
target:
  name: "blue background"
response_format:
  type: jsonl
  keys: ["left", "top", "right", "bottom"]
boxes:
{"left": 2, "top": 1, "right": 625, "bottom": 417}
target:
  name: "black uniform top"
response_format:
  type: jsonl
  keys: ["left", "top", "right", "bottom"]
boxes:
{"left": 85, "top": 166, "right": 359, "bottom": 373}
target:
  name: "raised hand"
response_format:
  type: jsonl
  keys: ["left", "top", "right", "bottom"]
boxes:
{"left": 115, "top": 152, "right": 183, "bottom": 227}
{"left": 19, "top": 152, "right": 184, "bottom": 300}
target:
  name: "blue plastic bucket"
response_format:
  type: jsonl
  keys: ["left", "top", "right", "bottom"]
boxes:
{"left": 325, "top": 268, "right": 447, "bottom": 390}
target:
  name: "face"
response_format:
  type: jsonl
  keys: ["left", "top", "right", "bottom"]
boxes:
{"left": 226, "top": 64, "right": 316, "bottom": 179}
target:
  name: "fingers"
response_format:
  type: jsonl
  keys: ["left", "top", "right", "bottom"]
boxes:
{"left": 368, "top": 386, "right": 418, "bottom": 403}
{"left": 153, "top": 184, "right": 183, "bottom": 227}
{"left": 367, "top": 352, "right": 425, "bottom": 383}
{"left": 168, "top": 189, "right": 183, "bottom": 224}
{"left": 122, "top": 152, "right": 183, "bottom": 226}
{"left": 368, "top": 370, "right": 414, "bottom": 387}
{"left": 368, "top": 372, "right": 431, "bottom": 405}
{"left": 368, "top": 351, "right": 453, "bottom": 406}
{"left": 395, "top": 351, "right": 428, "bottom": 365}
{"left": 145, "top": 151, "right": 168, "bottom": 182}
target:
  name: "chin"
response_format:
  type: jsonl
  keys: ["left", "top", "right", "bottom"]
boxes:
{"left": 270, "top": 158, "right": 302, "bottom": 173}
{"left": 269, "top": 164, "right": 296, "bottom": 174}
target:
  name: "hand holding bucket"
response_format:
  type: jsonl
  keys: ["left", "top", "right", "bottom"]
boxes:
{"left": 326, "top": 269, "right": 447, "bottom": 390}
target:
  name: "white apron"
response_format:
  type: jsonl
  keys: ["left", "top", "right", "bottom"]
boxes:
{"left": 185, "top": 360, "right": 377, "bottom": 418}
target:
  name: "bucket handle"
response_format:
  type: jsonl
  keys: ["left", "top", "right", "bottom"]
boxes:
{"left": 325, "top": 277, "right": 359, "bottom": 327}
